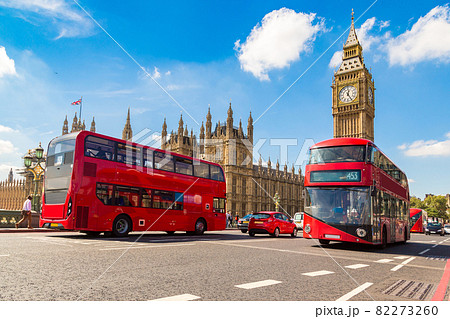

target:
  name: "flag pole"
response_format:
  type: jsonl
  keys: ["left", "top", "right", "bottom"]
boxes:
{"left": 79, "top": 96, "right": 83, "bottom": 122}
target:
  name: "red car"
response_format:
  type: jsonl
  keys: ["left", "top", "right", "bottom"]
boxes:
{"left": 248, "top": 212, "right": 298, "bottom": 237}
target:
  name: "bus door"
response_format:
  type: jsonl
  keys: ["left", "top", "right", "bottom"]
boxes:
{"left": 371, "top": 189, "right": 381, "bottom": 243}
{"left": 203, "top": 195, "right": 215, "bottom": 228}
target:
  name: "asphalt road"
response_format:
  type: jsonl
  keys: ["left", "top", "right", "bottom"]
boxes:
{"left": 0, "top": 230, "right": 449, "bottom": 301}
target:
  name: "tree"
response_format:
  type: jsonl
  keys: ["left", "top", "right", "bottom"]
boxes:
{"left": 423, "top": 195, "right": 448, "bottom": 220}
{"left": 410, "top": 196, "right": 426, "bottom": 209}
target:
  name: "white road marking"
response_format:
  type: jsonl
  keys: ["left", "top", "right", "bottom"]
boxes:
{"left": 410, "top": 240, "right": 436, "bottom": 243}
{"left": 393, "top": 256, "right": 410, "bottom": 260}
{"left": 150, "top": 294, "right": 201, "bottom": 301}
{"left": 235, "top": 279, "right": 282, "bottom": 289}
{"left": 345, "top": 264, "right": 369, "bottom": 269}
{"left": 99, "top": 243, "right": 195, "bottom": 251}
{"left": 432, "top": 244, "right": 438, "bottom": 248}
{"left": 419, "top": 249, "right": 430, "bottom": 255}
{"left": 302, "top": 270, "right": 334, "bottom": 277}
{"left": 0, "top": 254, "right": 10, "bottom": 257}
{"left": 391, "top": 257, "right": 416, "bottom": 272}
{"left": 375, "top": 259, "right": 393, "bottom": 263}
{"left": 336, "top": 282, "right": 373, "bottom": 301}
{"left": 29, "top": 238, "right": 73, "bottom": 247}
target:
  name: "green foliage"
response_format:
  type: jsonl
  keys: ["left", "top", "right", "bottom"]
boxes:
{"left": 414, "top": 195, "right": 449, "bottom": 221}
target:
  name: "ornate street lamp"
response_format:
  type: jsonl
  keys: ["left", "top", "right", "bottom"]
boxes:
{"left": 23, "top": 142, "right": 46, "bottom": 212}
{"left": 274, "top": 192, "right": 280, "bottom": 212}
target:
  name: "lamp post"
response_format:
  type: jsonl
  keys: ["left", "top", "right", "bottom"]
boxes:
{"left": 23, "top": 142, "right": 45, "bottom": 213}
{"left": 274, "top": 192, "right": 280, "bottom": 212}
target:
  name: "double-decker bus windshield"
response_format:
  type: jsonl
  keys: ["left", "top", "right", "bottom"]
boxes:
{"left": 309, "top": 146, "right": 365, "bottom": 164}
{"left": 305, "top": 187, "right": 371, "bottom": 225}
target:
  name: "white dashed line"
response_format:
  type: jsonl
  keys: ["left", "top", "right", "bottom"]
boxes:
{"left": 393, "top": 256, "right": 410, "bottom": 260}
{"left": 419, "top": 249, "right": 430, "bottom": 255}
{"left": 235, "top": 279, "right": 282, "bottom": 290}
{"left": 99, "top": 243, "right": 195, "bottom": 251}
{"left": 302, "top": 270, "right": 335, "bottom": 277}
{"left": 391, "top": 257, "right": 416, "bottom": 272}
{"left": 150, "top": 294, "right": 201, "bottom": 301}
{"left": 345, "top": 264, "right": 369, "bottom": 269}
{"left": 0, "top": 254, "right": 10, "bottom": 257}
{"left": 375, "top": 259, "right": 393, "bottom": 263}
{"left": 336, "top": 282, "right": 373, "bottom": 301}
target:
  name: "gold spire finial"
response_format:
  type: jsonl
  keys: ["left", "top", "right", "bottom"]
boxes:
{"left": 351, "top": 8, "right": 354, "bottom": 21}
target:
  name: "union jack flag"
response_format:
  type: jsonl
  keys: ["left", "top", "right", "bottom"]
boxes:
{"left": 71, "top": 98, "right": 82, "bottom": 105}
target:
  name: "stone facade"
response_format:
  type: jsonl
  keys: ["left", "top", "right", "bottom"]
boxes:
{"left": 162, "top": 104, "right": 304, "bottom": 217}
{"left": 332, "top": 12, "right": 375, "bottom": 141}
{"left": 62, "top": 113, "right": 96, "bottom": 135}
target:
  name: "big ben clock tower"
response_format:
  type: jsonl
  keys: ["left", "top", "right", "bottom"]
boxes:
{"left": 332, "top": 10, "right": 375, "bottom": 141}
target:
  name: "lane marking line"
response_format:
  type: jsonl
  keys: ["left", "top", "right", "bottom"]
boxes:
{"left": 391, "top": 257, "right": 416, "bottom": 272}
{"left": 302, "top": 270, "right": 334, "bottom": 277}
{"left": 235, "top": 279, "right": 282, "bottom": 290}
{"left": 345, "top": 264, "right": 369, "bottom": 269}
{"left": 336, "top": 282, "right": 373, "bottom": 301}
{"left": 393, "top": 256, "right": 410, "bottom": 260}
{"left": 202, "top": 241, "right": 444, "bottom": 271}
{"left": 99, "top": 243, "right": 195, "bottom": 251}
{"left": 0, "top": 254, "right": 10, "bottom": 257}
{"left": 375, "top": 259, "right": 393, "bottom": 263}
{"left": 150, "top": 294, "right": 201, "bottom": 301}
{"left": 419, "top": 249, "right": 430, "bottom": 255}
{"left": 410, "top": 240, "right": 436, "bottom": 243}
{"left": 432, "top": 244, "right": 438, "bottom": 248}
{"left": 431, "top": 259, "right": 450, "bottom": 301}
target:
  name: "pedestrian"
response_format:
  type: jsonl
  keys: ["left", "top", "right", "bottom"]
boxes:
{"left": 235, "top": 213, "right": 239, "bottom": 228}
{"left": 226, "top": 211, "right": 230, "bottom": 228}
{"left": 16, "top": 195, "right": 33, "bottom": 229}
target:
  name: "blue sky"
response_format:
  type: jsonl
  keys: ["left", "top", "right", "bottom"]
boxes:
{"left": 0, "top": 0, "right": 449, "bottom": 199}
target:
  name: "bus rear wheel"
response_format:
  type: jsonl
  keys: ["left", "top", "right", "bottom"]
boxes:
{"left": 193, "top": 219, "right": 206, "bottom": 235}
{"left": 112, "top": 215, "right": 132, "bottom": 237}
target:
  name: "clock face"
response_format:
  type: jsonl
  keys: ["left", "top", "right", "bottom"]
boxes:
{"left": 368, "top": 87, "right": 373, "bottom": 104}
{"left": 339, "top": 85, "right": 357, "bottom": 103}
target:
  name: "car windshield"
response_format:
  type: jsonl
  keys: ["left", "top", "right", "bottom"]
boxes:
{"left": 428, "top": 223, "right": 441, "bottom": 227}
{"left": 242, "top": 214, "right": 252, "bottom": 219}
{"left": 294, "top": 214, "right": 303, "bottom": 221}
{"left": 252, "top": 213, "right": 271, "bottom": 220}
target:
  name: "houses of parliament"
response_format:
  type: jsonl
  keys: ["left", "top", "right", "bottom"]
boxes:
{"left": 2, "top": 12, "right": 375, "bottom": 216}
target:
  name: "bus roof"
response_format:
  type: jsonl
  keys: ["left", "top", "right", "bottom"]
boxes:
{"left": 311, "top": 138, "right": 372, "bottom": 149}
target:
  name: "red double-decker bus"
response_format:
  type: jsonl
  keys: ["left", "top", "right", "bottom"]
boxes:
{"left": 40, "top": 131, "right": 226, "bottom": 236}
{"left": 303, "top": 138, "right": 410, "bottom": 247}
{"left": 410, "top": 208, "right": 427, "bottom": 233}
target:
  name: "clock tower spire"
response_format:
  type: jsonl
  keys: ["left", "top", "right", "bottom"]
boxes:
{"left": 332, "top": 10, "right": 375, "bottom": 141}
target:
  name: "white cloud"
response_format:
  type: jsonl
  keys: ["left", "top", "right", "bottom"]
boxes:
{"left": 387, "top": 4, "right": 450, "bottom": 66}
{"left": 152, "top": 67, "right": 161, "bottom": 79}
{"left": 329, "top": 51, "right": 342, "bottom": 69}
{"left": 0, "top": 139, "right": 17, "bottom": 155}
{"left": 0, "top": 0, "right": 95, "bottom": 39}
{"left": 0, "top": 46, "right": 17, "bottom": 77}
{"left": 399, "top": 132, "right": 450, "bottom": 157}
{"left": 235, "top": 8, "right": 326, "bottom": 81}
{"left": 0, "top": 124, "right": 16, "bottom": 133}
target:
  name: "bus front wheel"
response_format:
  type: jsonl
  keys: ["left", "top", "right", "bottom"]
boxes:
{"left": 193, "top": 219, "right": 206, "bottom": 235}
{"left": 112, "top": 215, "right": 132, "bottom": 237}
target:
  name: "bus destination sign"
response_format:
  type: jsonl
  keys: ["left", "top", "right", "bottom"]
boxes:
{"left": 310, "top": 170, "right": 361, "bottom": 183}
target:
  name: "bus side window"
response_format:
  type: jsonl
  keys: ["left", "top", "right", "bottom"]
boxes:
{"left": 85, "top": 136, "right": 115, "bottom": 161}
{"left": 143, "top": 149, "right": 153, "bottom": 169}
{"left": 210, "top": 165, "right": 225, "bottom": 182}
{"left": 154, "top": 152, "right": 174, "bottom": 172}
{"left": 96, "top": 183, "right": 114, "bottom": 205}
{"left": 153, "top": 190, "right": 174, "bottom": 209}
{"left": 173, "top": 192, "right": 184, "bottom": 210}
{"left": 115, "top": 186, "right": 140, "bottom": 207}
{"left": 142, "top": 189, "right": 152, "bottom": 208}
{"left": 193, "top": 161, "right": 210, "bottom": 179}
{"left": 175, "top": 157, "right": 193, "bottom": 175}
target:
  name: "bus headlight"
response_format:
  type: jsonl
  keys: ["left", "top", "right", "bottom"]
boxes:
{"left": 304, "top": 224, "right": 311, "bottom": 234}
{"left": 356, "top": 228, "right": 366, "bottom": 237}
{"left": 67, "top": 198, "right": 72, "bottom": 217}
